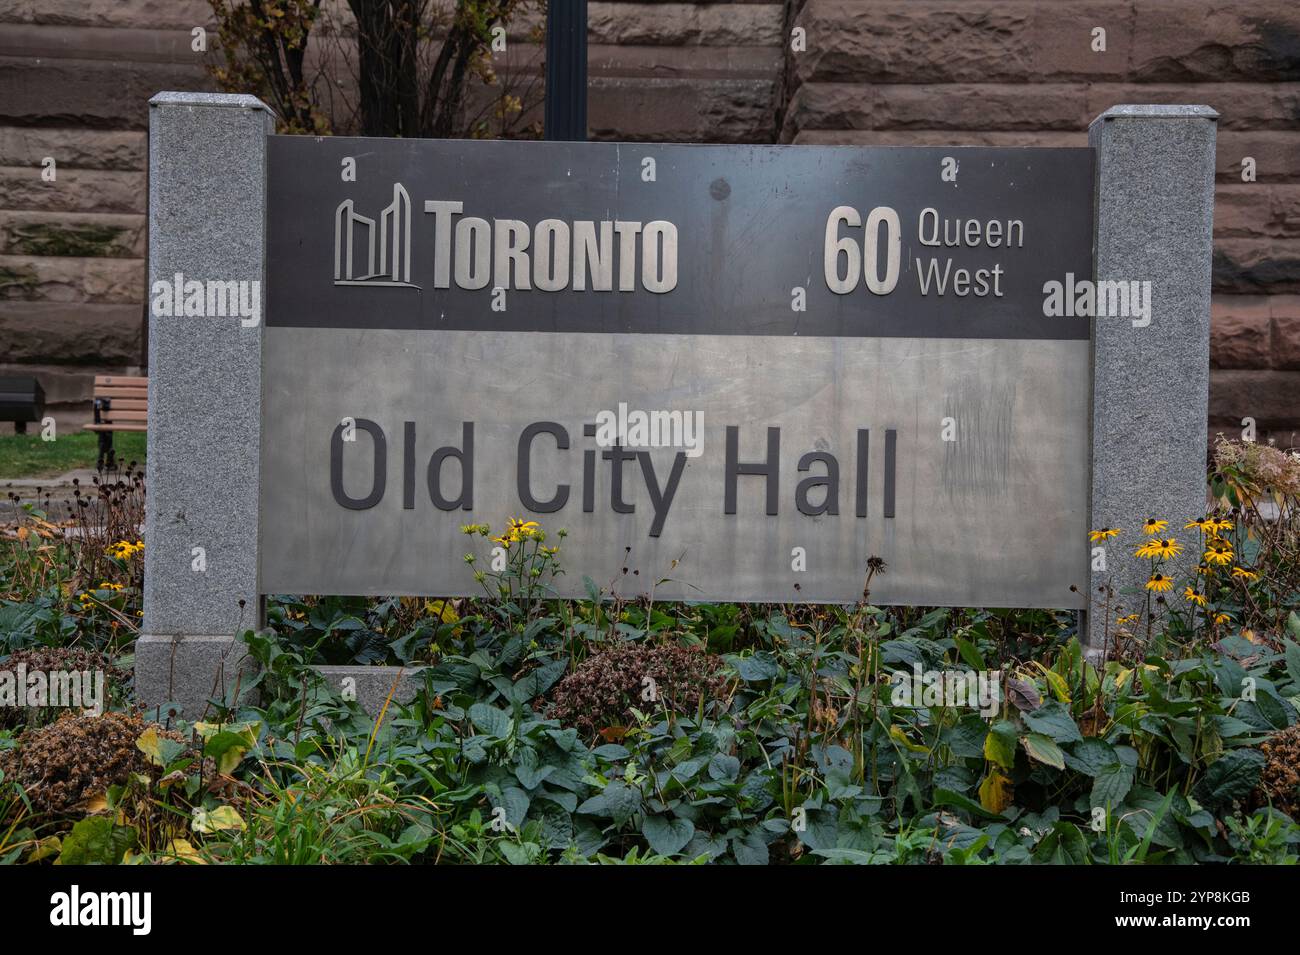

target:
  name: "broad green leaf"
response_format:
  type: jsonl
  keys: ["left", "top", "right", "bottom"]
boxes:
{"left": 1022, "top": 701, "right": 1082, "bottom": 743}
{"left": 725, "top": 651, "right": 779, "bottom": 683}
{"left": 1192, "top": 749, "right": 1266, "bottom": 808}
{"left": 983, "top": 720, "right": 1018, "bottom": 770}
{"left": 1285, "top": 640, "right": 1300, "bottom": 688}
{"left": 954, "top": 635, "right": 986, "bottom": 670}
{"left": 943, "top": 715, "right": 990, "bottom": 758}
{"left": 205, "top": 725, "right": 258, "bottom": 775}
{"left": 56, "top": 817, "right": 137, "bottom": 865}
{"left": 731, "top": 831, "right": 769, "bottom": 865}
{"left": 707, "top": 753, "right": 741, "bottom": 782}
{"left": 1090, "top": 763, "right": 1133, "bottom": 809}
{"left": 1033, "top": 821, "right": 1088, "bottom": 864}
{"left": 494, "top": 787, "right": 531, "bottom": 829}
{"left": 577, "top": 780, "right": 642, "bottom": 826}
{"left": 1123, "top": 788, "right": 1184, "bottom": 851}
{"left": 468, "top": 702, "right": 512, "bottom": 739}
{"left": 136, "top": 727, "right": 185, "bottom": 768}
{"left": 1022, "top": 733, "right": 1065, "bottom": 770}
{"left": 1065, "top": 738, "right": 1120, "bottom": 777}
{"left": 529, "top": 802, "right": 574, "bottom": 850}
{"left": 500, "top": 842, "right": 539, "bottom": 865}
{"left": 642, "top": 815, "right": 694, "bottom": 856}
{"left": 1041, "top": 667, "right": 1071, "bottom": 703}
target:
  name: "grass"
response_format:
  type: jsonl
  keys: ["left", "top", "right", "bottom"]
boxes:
{"left": 0, "top": 431, "right": 147, "bottom": 479}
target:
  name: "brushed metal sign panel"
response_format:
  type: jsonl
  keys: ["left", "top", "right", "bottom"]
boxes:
{"left": 263, "top": 137, "right": 1094, "bottom": 606}
{"left": 260, "top": 328, "right": 1089, "bottom": 608}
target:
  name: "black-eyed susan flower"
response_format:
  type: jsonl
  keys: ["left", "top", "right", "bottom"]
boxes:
{"left": 107, "top": 539, "right": 143, "bottom": 560}
{"left": 1141, "top": 518, "right": 1168, "bottom": 535}
{"left": 1231, "top": 566, "right": 1258, "bottom": 581}
{"left": 1145, "top": 573, "right": 1173, "bottom": 593}
{"left": 1204, "top": 542, "right": 1233, "bottom": 566}
{"left": 1213, "top": 612, "right": 1232, "bottom": 625}
{"left": 1184, "top": 517, "right": 1217, "bottom": 532}
{"left": 1182, "top": 586, "right": 1207, "bottom": 607}
{"left": 1209, "top": 518, "right": 1234, "bottom": 535}
{"left": 1116, "top": 613, "right": 1140, "bottom": 626}
{"left": 1154, "top": 538, "right": 1182, "bottom": 559}
{"left": 1089, "top": 527, "right": 1121, "bottom": 542}
{"left": 1137, "top": 538, "right": 1182, "bottom": 559}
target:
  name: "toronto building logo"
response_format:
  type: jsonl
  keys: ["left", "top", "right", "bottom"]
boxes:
{"left": 334, "top": 182, "right": 419, "bottom": 288}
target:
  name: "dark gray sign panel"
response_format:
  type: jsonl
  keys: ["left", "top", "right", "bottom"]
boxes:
{"left": 262, "top": 136, "right": 1093, "bottom": 607}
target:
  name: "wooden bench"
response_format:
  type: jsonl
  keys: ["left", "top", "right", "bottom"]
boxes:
{"left": 85, "top": 375, "right": 147, "bottom": 470}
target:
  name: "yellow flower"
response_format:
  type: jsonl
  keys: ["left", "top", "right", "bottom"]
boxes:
{"left": 1155, "top": 538, "right": 1182, "bottom": 559}
{"left": 1204, "top": 542, "right": 1233, "bottom": 566}
{"left": 1184, "top": 517, "right": 1217, "bottom": 532}
{"left": 1182, "top": 586, "right": 1207, "bottom": 607}
{"left": 1116, "top": 613, "right": 1140, "bottom": 626}
{"left": 1089, "top": 527, "right": 1121, "bottom": 542}
{"left": 1213, "top": 612, "right": 1232, "bottom": 625}
{"left": 1209, "top": 518, "right": 1234, "bottom": 535}
{"left": 1145, "top": 573, "right": 1173, "bottom": 593}
{"left": 1230, "top": 566, "right": 1258, "bottom": 582}
{"left": 1136, "top": 538, "right": 1182, "bottom": 560}
{"left": 1141, "top": 518, "right": 1168, "bottom": 535}
{"left": 107, "top": 538, "right": 143, "bottom": 560}
{"left": 1135, "top": 538, "right": 1160, "bottom": 558}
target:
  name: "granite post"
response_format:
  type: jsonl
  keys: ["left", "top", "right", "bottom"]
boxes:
{"left": 137, "top": 93, "right": 274, "bottom": 719}
{"left": 1087, "top": 105, "right": 1218, "bottom": 651}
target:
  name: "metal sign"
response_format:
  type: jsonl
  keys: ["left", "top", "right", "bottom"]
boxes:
{"left": 262, "top": 136, "right": 1093, "bottom": 607}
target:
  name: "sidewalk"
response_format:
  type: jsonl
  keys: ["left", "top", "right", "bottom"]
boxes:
{"left": 3, "top": 469, "right": 102, "bottom": 511}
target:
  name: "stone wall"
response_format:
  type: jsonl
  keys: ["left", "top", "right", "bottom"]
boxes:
{"left": 0, "top": 1, "right": 785, "bottom": 430}
{"left": 1, "top": 0, "right": 1297, "bottom": 446}
{"left": 780, "top": 0, "right": 1300, "bottom": 447}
